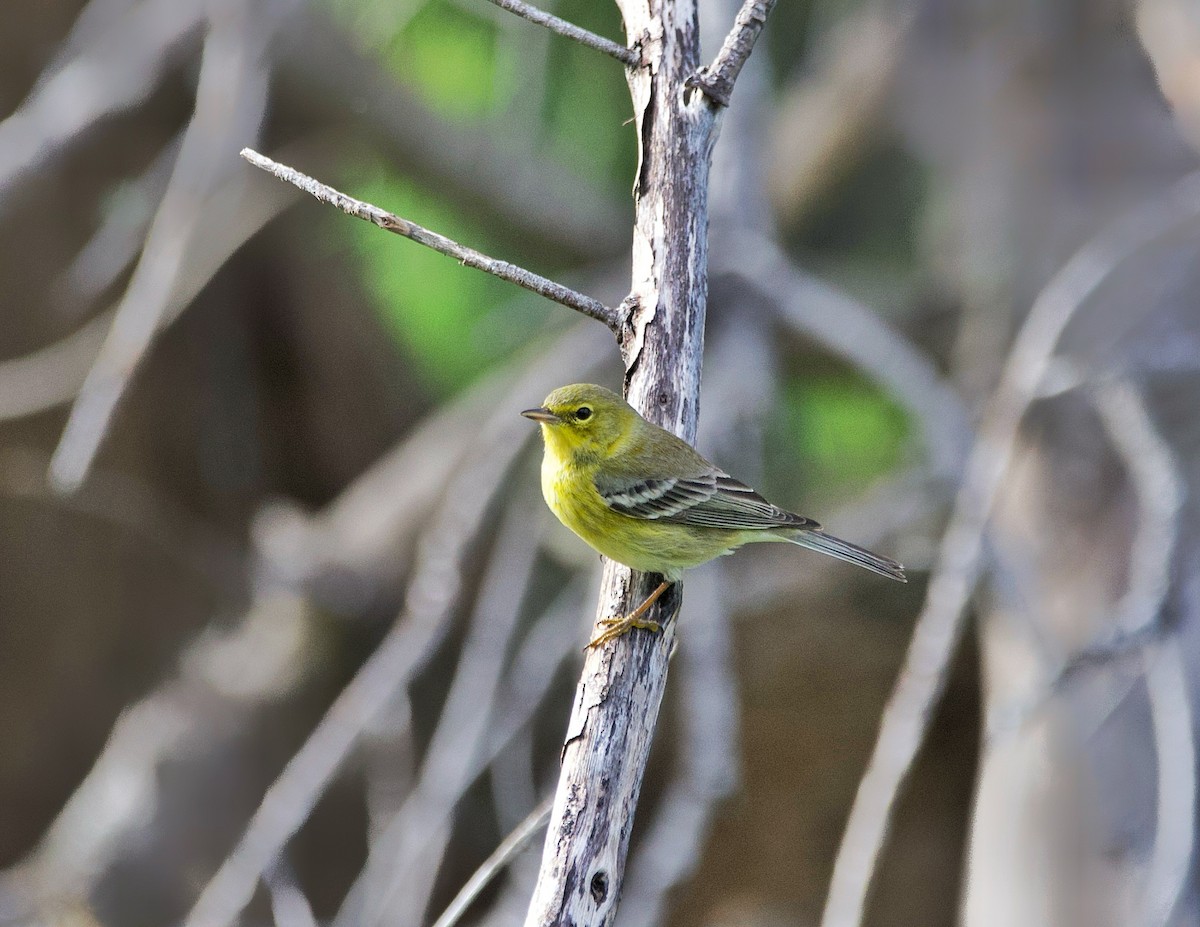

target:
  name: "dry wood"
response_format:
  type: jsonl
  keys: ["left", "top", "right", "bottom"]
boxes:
{"left": 522, "top": 0, "right": 771, "bottom": 923}
{"left": 239, "top": 149, "right": 623, "bottom": 331}
{"left": 482, "top": 0, "right": 640, "bottom": 66}
{"left": 687, "top": 0, "right": 778, "bottom": 106}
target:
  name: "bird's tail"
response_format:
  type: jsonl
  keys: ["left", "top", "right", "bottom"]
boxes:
{"left": 781, "top": 528, "right": 907, "bottom": 582}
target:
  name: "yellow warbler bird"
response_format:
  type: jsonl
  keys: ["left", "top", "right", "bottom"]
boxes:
{"left": 522, "top": 384, "right": 906, "bottom": 648}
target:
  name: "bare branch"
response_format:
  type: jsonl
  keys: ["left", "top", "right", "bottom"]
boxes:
{"left": 1142, "top": 641, "right": 1196, "bottom": 927}
{"left": 983, "top": 376, "right": 1187, "bottom": 743}
{"left": 1092, "top": 382, "right": 1184, "bottom": 641}
{"left": 1091, "top": 381, "right": 1192, "bottom": 927}
{"left": 56, "top": 134, "right": 180, "bottom": 314}
{"left": 0, "top": 312, "right": 110, "bottom": 422}
{"left": 1073, "top": 381, "right": 1191, "bottom": 926}
{"left": 0, "top": 592, "right": 313, "bottom": 923}
{"left": 48, "top": 3, "right": 278, "bottom": 492}
{"left": 274, "top": 13, "right": 627, "bottom": 258}
{"left": 0, "top": 130, "right": 303, "bottom": 426}
{"left": 686, "top": 0, "right": 777, "bottom": 106}
{"left": 821, "top": 170, "right": 1200, "bottom": 927}
{"left": 264, "top": 858, "right": 320, "bottom": 927}
{"left": 3, "top": 324, "right": 602, "bottom": 923}
{"left": 481, "top": 0, "right": 640, "bottom": 67}
{"left": 766, "top": 4, "right": 914, "bottom": 225}
{"left": 0, "top": 0, "right": 202, "bottom": 213}
{"left": 616, "top": 318, "right": 748, "bottom": 926}
{"left": 331, "top": 581, "right": 581, "bottom": 927}
{"left": 239, "top": 149, "right": 624, "bottom": 331}
{"left": 525, "top": 0, "right": 722, "bottom": 920}
{"left": 618, "top": 564, "right": 739, "bottom": 927}
{"left": 430, "top": 798, "right": 554, "bottom": 927}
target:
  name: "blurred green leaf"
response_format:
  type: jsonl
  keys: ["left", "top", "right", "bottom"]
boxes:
{"left": 542, "top": 47, "right": 632, "bottom": 186}
{"left": 391, "top": 2, "right": 499, "bottom": 117}
{"left": 328, "top": 0, "right": 499, "bottom": 118}
{"left": 333, "top": 160, "right": 557, "bottom": 394}
{"left": 766, "top": 375, "right": 911, "bottom": 502}
{"left": 320, "top": 0, "right": 632, "bottom": 394}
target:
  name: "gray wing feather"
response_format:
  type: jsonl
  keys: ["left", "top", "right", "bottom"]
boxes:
{"left": 596, "top": 470, "right": 819, "bottom": 531}
{"left": 597, "top": 474, "right": 715, "bottom": 519}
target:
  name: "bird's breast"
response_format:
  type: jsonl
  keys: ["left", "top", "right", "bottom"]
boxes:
{"left": 541, "top": 453, "right": 598, "bottom": 531}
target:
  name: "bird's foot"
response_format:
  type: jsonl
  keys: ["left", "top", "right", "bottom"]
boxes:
{"left": 585, "top": 580, "right": 672, "bottom": 649}
{"left": 586, "top": 613, "right": 662, "bottom": 649}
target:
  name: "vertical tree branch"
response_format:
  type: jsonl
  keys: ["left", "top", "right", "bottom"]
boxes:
{"left": 523, "top": 0, "right": 765, "bottom": 922}
{"left": 687, "top": 0, "right": 778, "bottom": 106}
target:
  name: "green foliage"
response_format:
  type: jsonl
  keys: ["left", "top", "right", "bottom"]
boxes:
{"left": 541, "top": 42, "right": 633, "bottom": 187}
{"left": 766, "top": 375, "right": 911, "bottom": 501}
{"left": 333, "top": 0, "right": 499, "bottom": 117}
{"left": 323, "top": 0, "right": 634, "bottom": 394}
{"left": 390, "top": 3, "right": 499, "bottom": 117}
{"left": 333, "top": 161, "right": 556, "bottom": 393}
{"left": 540, "top": 0, "right": 635, "bottom": 186}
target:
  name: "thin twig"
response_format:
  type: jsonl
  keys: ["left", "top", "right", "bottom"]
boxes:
{"left": 686, "top": 0, "right": 777, "bottom": 106}
{"left": 481, "top": 0, "right": 639, "bottom": 67}
{"left": 239, "top": 149, "right": 624, "bottom": 331}
{"left": 820, "top": 171, "right": 1200, "bottom": 927}
{"left": 429, "top": 798, "right": 554, "bottom": 927}
{"left": 1090, "top": 381, "right": 1192, "bottom": 927}
{"left": 274, "top": 13, "right": 627, "bottom": 257}
{"left": 1092, "top": 382, "right": 1184, "bottom": 641}
{"left": 1142, "top": 641, "right": 1195, "bottom": 927}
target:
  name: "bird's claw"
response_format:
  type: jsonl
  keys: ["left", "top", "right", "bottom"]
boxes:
{"left": 585, "top": 614, "right": 662, "bottom": 650}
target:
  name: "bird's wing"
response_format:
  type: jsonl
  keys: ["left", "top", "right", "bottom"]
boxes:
{"left": 594, "top": 468, "right": 819, "bottom": 532}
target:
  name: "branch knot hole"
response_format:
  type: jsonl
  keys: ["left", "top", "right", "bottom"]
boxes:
{"left": 589, "top": 870, "right": 609, "bottom": 904}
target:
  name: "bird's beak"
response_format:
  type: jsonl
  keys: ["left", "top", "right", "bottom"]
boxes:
{"left": 521, "top": 407, "right": 561, "bottom": 424}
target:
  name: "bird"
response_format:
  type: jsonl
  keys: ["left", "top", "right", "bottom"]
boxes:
{"left": 522, "top": 383, "right": 906, "bottom": 648}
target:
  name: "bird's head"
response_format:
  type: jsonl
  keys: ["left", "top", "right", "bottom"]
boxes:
{"left": 521, "top": 383, "right": 631, "bottom": 460}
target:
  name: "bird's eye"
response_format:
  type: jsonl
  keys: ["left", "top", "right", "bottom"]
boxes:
{"left": 576, "top": 406, "right": 593, "bottom": 421}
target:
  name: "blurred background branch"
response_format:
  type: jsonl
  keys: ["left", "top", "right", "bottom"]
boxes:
{"left": 1, "top": 1, "right": 1199, "bottom": 926}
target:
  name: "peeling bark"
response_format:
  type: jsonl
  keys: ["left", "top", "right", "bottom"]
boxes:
{"left": 523, "top": 0, "right": 746, "bottom": 923}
